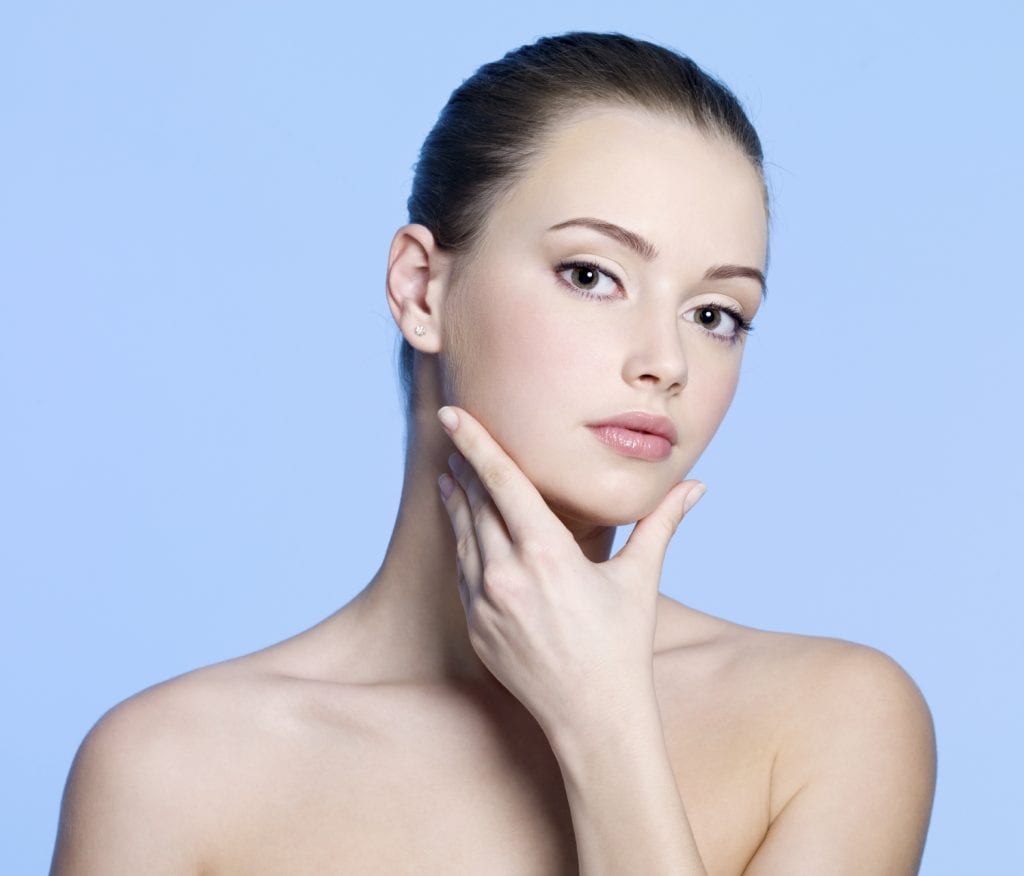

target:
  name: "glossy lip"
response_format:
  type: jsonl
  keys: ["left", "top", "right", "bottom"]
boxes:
{"left": 586, "top": 411, "right": 678, "bottom": 445}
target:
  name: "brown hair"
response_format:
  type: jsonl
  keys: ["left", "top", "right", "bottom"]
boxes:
{"left": 399, "top": 31, "right": 769, "bottom": 415}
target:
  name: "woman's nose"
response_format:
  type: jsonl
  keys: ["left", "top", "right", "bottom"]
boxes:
{"left": 622, "top": 314, "right": 688, "bottom": 393}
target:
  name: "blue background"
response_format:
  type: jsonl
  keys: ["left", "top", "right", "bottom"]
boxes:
{"left": 3, "top": 2, "right": 1021, "bottom": 872}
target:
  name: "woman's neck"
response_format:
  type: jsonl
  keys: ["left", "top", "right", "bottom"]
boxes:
{"left": 326, "top": 388, "right": 618, "bottom": 690}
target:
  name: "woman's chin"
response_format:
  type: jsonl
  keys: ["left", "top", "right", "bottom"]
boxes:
{"left": 518, "top": 450, "right": 692, "bottom": 530}
{"left": 543, "top": 486, "right": 669, "bottom": 530}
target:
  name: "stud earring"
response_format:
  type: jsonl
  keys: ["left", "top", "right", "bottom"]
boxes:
{"left": 414, "top": 325, "right": 426, "bottom": 336}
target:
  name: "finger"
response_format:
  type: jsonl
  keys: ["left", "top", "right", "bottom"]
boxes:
{"left": 614, "top": 480, "right": 706, "bottom": 578}
{"left": 438, "top": 472, "right": 483, "bottom": 600}
{"left": 437, "top": 406, "right": 563, "bottom": 547}
{"left": 448, "top": 451, "right": 514, "bottom": 567}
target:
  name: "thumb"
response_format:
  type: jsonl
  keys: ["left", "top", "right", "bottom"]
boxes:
{"left": 616, "top": 480, "right": 707, "bottom": 574}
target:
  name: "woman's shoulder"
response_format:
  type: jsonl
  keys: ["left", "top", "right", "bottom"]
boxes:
{"left": 79, "top": 657, "right": 281, "bottom": 757}
{"left": 52, "top": 653, "right": 346, "bottom": 874}
{"left": 659, "top": 597, "right": 934, "bottom": 782}
{"left": 665, "top": 602, "right": 935, "bottom": 852}
{"left": 661, "top": 597, "right": 930, "bottom": 715}
{"left": 68, "top": 647, "right": 365, "bottom": 793}
{"left": 737, "top": 622, "right": 936, "bottom": 777}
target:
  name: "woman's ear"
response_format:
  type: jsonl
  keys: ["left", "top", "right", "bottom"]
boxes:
{"left": 385, "top": 223, "right": 450, "bottom": 354}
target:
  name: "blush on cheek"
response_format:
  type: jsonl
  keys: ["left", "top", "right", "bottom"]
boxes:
{"left": 713, "top": 371, "right": 741, "bottom": 415}
{"left": 693, "top": 374, "right": 741, "bottom": 442}
{"left": 448, "top": 315, "right": 552, "bottom": 443}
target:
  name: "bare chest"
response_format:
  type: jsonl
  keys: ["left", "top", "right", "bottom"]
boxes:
{"left": 215, "top": 688, "right": 576, "bottom": 874}
{"left": 213, "top": 674, "right": 773, "bottom": 876}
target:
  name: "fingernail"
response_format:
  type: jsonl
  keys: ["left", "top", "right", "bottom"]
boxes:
{"left": 682, "top": 483, "right": 706, "bottom": 515}
{"left": 438, "top": 473, "right": 455, "bottom": 500}
{"left": 448, "top": 452, "right": 465, "bottom": 476}
{"left": 437, "top": 406, "right": 459, "bottom": 431}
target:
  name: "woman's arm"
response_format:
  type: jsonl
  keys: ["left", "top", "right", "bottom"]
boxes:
{"left": 547, "top": 642, "right": 934, "bottom": 876}
{"left": 547, "top": 686, "right": 709, "bottom": 875}
{"left": 744, "top": 644, "right": 936, "bottom": 874}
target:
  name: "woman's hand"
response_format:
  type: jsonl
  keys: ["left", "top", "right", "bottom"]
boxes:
{"left": 435, "top": 405, "right": 706, "bottom": 738}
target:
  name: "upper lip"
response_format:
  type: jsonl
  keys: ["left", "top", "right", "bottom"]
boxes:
{"left": 588, "top": 411, "right": 678, "bottom": 445}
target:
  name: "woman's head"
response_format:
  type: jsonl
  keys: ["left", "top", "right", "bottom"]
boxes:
{"left": 398, "top": 31, "right": 769, "bottom": 412}
{"left": 386, "top": 32, "right": 769, "bottom": 525}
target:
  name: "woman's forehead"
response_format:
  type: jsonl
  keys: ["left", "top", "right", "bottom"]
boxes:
{"left": 488, "top": 108, "right": 767, "bottom": 262}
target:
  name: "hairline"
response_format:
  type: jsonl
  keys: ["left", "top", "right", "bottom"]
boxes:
{"left": 435, "top": 99, "right": 766, "bottom": 274}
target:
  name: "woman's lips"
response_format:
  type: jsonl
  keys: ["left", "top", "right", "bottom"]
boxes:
{"left": 587, "top": 425, "right": 672, "bottom": 461}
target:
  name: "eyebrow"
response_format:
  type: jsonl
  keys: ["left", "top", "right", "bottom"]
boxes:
{"left": 547, "top": 216, "right": 767, "bottom": 298}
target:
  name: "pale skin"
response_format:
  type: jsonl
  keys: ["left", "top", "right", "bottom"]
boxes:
{"left": 50, "top": 106, "right": 936, "bottom": 874}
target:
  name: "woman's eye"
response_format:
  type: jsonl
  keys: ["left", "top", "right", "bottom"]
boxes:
{"left": 556, "top": 261, "right": 620, "bottom": 299}
{"left": 684, "top": 305, "right": 744, "bottom": 341}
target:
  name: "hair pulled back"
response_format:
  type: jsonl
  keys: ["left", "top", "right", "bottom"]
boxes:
{"left": 399, "top": 31, "right": 768, "bottom": 415}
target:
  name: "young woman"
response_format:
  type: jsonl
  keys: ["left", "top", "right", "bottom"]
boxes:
{"left": 51, "top": 32, "right": 936, "bottom": 875}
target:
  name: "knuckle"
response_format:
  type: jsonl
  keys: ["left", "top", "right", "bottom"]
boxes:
{"left": 455, "top": 530, "right": 476, "bottom": 559}
{"left": 479, "top": 461, "right": 513, "bottom": 491}
{"left": 480, "top": 556, "right": 510, "bottom": 592}
{"left": 518, "top": 538, "right": 563, "bottom": 582}
{"left": 480, "top": 562, "right": 521, "bottom": 613}
{"left": 519, "top": 535, "right": 554, "bottom": 565}
{"left": 469, "top": 493, "right": 490, "bottom": 524}
{"left": 662, "top": 511, "right": 683, "bottom": 539}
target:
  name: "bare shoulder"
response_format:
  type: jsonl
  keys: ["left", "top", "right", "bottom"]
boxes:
{"left": 664, "top": 603, "right": 933, "bottom": 737}
{"left": 682, "top": 612, "right": 937, "bottom": 874}
{"left": 51, "top": 656, "right": 311, "bottom": 875}
{"left": 730, "top": 619, "right": 933, "bottom": 717}
{"left": 734, "top": 625, "right": 935, "bottom": 764}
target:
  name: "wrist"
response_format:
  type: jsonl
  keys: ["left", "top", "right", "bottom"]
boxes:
{"left": 542, "top": 679, "right": 663, "bottom": 763}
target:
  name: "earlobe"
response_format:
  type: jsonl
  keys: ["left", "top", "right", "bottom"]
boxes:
{"left": 385, "top": 223, "right": 447, "bottom": 353}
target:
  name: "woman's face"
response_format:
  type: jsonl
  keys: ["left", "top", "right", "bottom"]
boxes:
{"left": 439, "top": 106, "right": 768, "bottom": 527}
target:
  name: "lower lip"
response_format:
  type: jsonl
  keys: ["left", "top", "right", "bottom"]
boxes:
{"left": 587, "top": 425, "right": 673, "bottom": 461}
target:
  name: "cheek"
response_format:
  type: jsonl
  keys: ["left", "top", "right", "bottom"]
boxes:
{"left": 482, "top": 306, "right": 572, "bottom": 413}
{"left": 446, "top": 278, "right": 568, "bottom": 423}
{"left": 683, "top": 351, "right": 743, "bottom": 444}
{"left": 457, "top": 315, "right": 609, "bottom": 509}
{"left": 699, "top": 355, "right": 741, "bottom": 413}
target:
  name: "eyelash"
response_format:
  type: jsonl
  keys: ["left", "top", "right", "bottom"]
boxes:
{"left": 554, "top": 259, "right": 624, "bottom": 301}
{"left": 553, "top": 258, "right": 754, "bottom": 345}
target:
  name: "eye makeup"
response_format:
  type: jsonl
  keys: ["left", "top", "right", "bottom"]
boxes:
{"left": 553, "top": 258, "right": 623, "bottom": 301}
{"left": 552, "top": 258, "right": 754, "bottom": 345}
{"left": 683, "top": 303, "right": 753, "bottom": 345}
